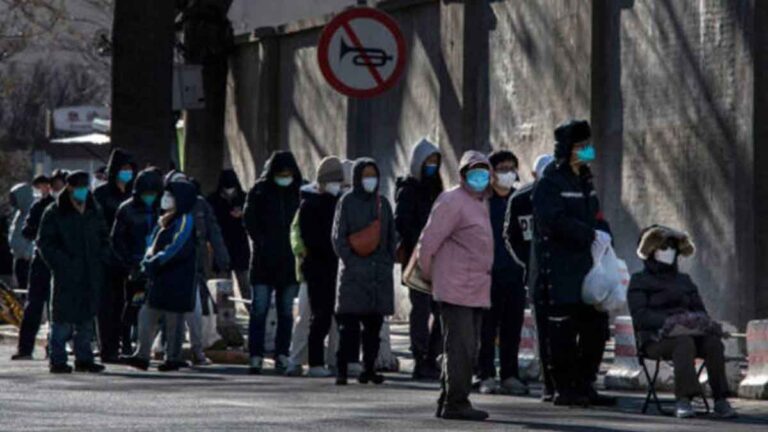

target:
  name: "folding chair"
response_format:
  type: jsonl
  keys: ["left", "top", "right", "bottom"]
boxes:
{"left": 638, "top": 349, "right": 710, "bottom": 416}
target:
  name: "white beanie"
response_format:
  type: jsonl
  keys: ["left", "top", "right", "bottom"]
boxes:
{"left": 533, "top": 154, "right": 555, "bottom": 178}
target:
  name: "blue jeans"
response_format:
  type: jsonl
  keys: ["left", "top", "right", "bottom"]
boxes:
{"left": 50, "top": 321, "right": 95, "bottom": 366}
{"left": 249, "top": 284, "right": 299, "bottom": 358}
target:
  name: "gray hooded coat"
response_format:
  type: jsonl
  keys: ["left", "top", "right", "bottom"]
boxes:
{"left": 332, "top": 158, "right": 396, "bottom": 316}
{"left": 8, "top": 183, "right": 34, "bottom": 260}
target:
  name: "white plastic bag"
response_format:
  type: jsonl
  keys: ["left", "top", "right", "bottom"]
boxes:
{"left": 582, "top": 244, "right": 628, "bottom": 312}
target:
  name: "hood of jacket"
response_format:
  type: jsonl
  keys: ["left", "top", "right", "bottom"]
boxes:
{"left": 352, "top": 157, "right": 380, "bottom": 195}
{"left": 637, "top": 224, "right": 696, "bottom": 260}
{"left": 166, "top": 181, "right": 198, "bottom": 214}
{"left": 458, "top": 150, "right": 492, "bottom": 197}
{"left": 409, "top": 138, "right": 440, "bottom": 181}
{"left": 106, "top": 148, "right": 137, "bottom": 186}
{"left": 260, "top": 151, "right": 302, "bottom": 189}
{"left": 133, "top": 168, "right": 164, "bottom": 199}
{"left": 216, "top": 169, "right": 244, "bottom": 193}
{"left": 10, "top": 183, "right": 34, "bottom": 213}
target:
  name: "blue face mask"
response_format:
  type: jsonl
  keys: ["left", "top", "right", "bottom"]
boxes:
{"left": 465, "top": 168, "right": 490, "bottom": 193}
{"left": 423, "top": 164, "right": 439, "bottom": 177}
{"left": 274, "top": 176, "right": 294, "bottom": 188}
{"left": 576, "top": 145, "right": 596, "bottom": 163}
{"left": 72, "top": 187, "right": 89, "bottom": 203}
{"left": 141, "top": 194, "right": 157, "bottom": 207}
{"left": 117, "top": 170, "right": 134, "bottom": 184}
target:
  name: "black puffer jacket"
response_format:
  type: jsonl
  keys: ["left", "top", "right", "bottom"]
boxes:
{"left": 298, "top": 187, "right": 339, "bottom": 280}
{"left": 94, "top": 148, "right": 136, "bottom": 229}
{"left": 22, "top": 195, "right": 55, "bottom": 242}
{"left": 207, "top": 170, "right": 250, "bottom": 272}
{"left": 628, "top": 260, "right": 708, "bottom": 347}
{"left": 531, "top": 163, "right": 610, "bottom": 305}
{"left": 244, "top": 151, "right": 302, "bottom": 287}
{"left": 111, "top": 168, "right": 163, "bottom": 275}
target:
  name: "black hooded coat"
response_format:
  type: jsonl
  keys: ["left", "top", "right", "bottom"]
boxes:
{"left": 94, "top": 148, "right": 137, "bottom": 229}
{"left": 207, "top": 170, "right": 250, "bottom": 272}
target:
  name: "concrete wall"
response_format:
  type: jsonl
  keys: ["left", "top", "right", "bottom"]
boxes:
{"left": 221, "top": 0, "right": 767, "bottom": 325}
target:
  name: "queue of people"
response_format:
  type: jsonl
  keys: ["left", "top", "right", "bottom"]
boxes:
{"left": 3, "top": 117, "right": 737, "bottom": 422}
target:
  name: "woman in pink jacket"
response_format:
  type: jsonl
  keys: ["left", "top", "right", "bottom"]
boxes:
{"left": 418, "top": 150, "right": 493, "bottom": 422}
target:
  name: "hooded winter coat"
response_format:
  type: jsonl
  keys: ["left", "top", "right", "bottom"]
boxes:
{"left": 298, "top": 185, "right": 339, "bottom": 287}
{"left": 332, "top": 158, "right": 396, "bottom": 316}
{"left": 8, "top": 183, "right": 34, "bottom": 260}
{"left": 111, "top": 169, "right": 163, "bottom": 274}
{"left": 395, "top": 139, "right": 443, "bottom": 259}
{"left": 143, "top": 181, "right": 198, "bottom": 313}
{"left": 37, "top": 190, "right": 110, "bottom": 323}
{"left": 207, "top": 170, "right": 250, "bottom": 272}
{"left": 504, "top": 182, "right": 534, "bottom": 280}
{"left": 417, "top": 151, "right": 493, "bottom": 309}
{"left": 531, "top": 162, "right": 610, "bottom": 305}
{"left": 94, "top": 148, "right": 136, "bottom": 228}
{"left": 244, "top": 151, "right": 302, "bottom": 287}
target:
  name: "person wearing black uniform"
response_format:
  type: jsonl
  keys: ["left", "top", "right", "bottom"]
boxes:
{"left": 531, "top": 119, "right": 615, "bottom": 407}
{"left": 505, "top": 154, "right": 554, "bottom": 400}
{"left": 12, "top": 170, "right": 66, "bottom": 360}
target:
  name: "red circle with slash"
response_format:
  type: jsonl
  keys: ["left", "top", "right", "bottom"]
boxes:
{"left": 318, "top": 7, "right": 407, "bottom": 98}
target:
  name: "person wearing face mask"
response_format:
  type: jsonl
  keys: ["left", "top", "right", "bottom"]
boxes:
{"left": 395, "top": 138, "right": 444, "bottom": 381}
{"left": 244, "top": 150, "right": 303, "bottom": 374}
{"left": 124, "top": 180, "right": 198, "bottom": 372}
{"left": 7, "top": 182, "right": 34, "bottom": 294}
{"left": 111, "top": 168, "right": 163, "bottom": 357}
{"left": 37, "top": 171, "right": 109, "bottom": 374}
{"left": 532, "top": 119, "right": 615, "bottom": 407}
{"left": 475, "top": 150, "right": 529, "bottom": 396}
{"left": 292, "top": 156, "right": 346, "bottom": 378}
{"left": 628, "top": 225, "right": 736, "bottom": 419}
{"left": 207, "top": 169, "right": 250, "bottom": 303}
{"left": 504, "top": 154, "right": 556, "bottom": 400}
{"left": 94, "top": 148, "right": 137, "bottom": 363}
{"left": 418, "top": 151, "right": 493, "bottom": 421}
{"left": 332, "top": 158, "right": 396, "bottom": 386}
{"left": 12, "top": 170, "right": 66, "bottom": 360}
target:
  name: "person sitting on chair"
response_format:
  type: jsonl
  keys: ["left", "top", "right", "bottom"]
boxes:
{"left": 628, "top": 225, "right": 736, "bottom": 419}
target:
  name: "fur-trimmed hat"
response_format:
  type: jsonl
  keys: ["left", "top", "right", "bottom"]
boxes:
{"left": 554, "top": 119, "right": 591, "bottom": 160}
{"left": 637, "top": 225, "right": 696, "bottom": 260}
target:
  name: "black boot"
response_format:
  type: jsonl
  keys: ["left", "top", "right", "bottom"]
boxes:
{"left": 75, "top": 362, "right": 106, "bottom": 373}
{"left": 49, "top": 363, "right": 73, "bottom": 374}
{"left": 441, "top": 407, "right": 489, "bottom": 421}
{"left": 121, "top": 355, "right": 150, "bottom": 371}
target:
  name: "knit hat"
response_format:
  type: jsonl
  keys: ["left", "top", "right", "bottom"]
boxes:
{"left": 554, "top": 119, "right": 591, "bottom": 160}
{"left": 65, "top": 170, "right": 90, "bottom": 187}
{"left": 316, "top": 156, "right": 344, "bottom": 184}
{"left": 637, "top": 225, "right": 696, "bottom": 260}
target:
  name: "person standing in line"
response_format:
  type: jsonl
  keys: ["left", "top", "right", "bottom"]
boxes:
{"left": 244, "top": 151, "right": 303, "bottom": 374}
{"left": 476, "top": 150, "right": 529, "bottom": 396}
{"left": 418, "top": 151, "right": 494, "bottom": 421}
{"left": 505, "top": 154, "right": 555, "bottom": 401}
{"left": 37, "top": 171, "right": 109, "bottom": 374}
{"left": 94, "top": 148, "right": 137, "bottom": 362}
{"left": 532, "top": 119, "right": 615, "bottom": 407}
{"left": 394, "top": 138, "right": 444, "bottom": 381}
{"left": 8, "top": 182, "right": 34, "bottom": 294}
{"left": 332, "top": 158, "right": 396, "bottom": 386}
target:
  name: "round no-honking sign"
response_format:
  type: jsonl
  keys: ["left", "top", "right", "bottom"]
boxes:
{"left": 318, "top": 7, "right": 407, "bottom": 98}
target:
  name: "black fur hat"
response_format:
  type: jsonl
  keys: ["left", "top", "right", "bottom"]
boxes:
{"left": 637, "top": 225, "right": 696, "bottom": 260}
{"left": 554, "top": 119, "right": 592, "bottom": 160}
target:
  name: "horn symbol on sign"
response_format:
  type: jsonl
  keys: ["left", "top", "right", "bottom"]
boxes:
{"left": 340, "top": 39, "right": 393, "bottom": 67}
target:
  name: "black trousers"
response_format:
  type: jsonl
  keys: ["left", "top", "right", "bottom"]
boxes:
{"left": 98, "top": 268, "right": 126, "bottom": 359}
{"left": 409, "top": 289, "right": 442, "bottom": 363}
{"left": 336, "top": 313, "right": 383, "bottom": 376}
{"left": 532, "top": 292, "right": 555, "bottom": 395}
{"left": 477, "top": 282, "right": 526, "bottom": 381}
{"left": 16, "top": 257, "right": 49, "bottom": 356}
{"left": 120, "top": 278, "right": 146, "bottom": 355}
{"left": 547, "top": 303, "right": 610, "bottom": 395}
{"left": 439, "top": 302, "right": 483, "bottom": 413}
{"left": 306, "top": 269, "right": 336, "bottom": 367}
{"left": 645, "top": 335, "right": 729, "bottom": 399}
{"left": 13, "top": 258, "right": 29, "bottom": 291}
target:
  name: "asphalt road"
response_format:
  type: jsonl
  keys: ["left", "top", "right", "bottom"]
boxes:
{"left": 1, "top": 346, "right": 767, "bottom": 432}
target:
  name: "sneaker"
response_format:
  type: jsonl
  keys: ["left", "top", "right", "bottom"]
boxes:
{"left": 275, "top": 355, "right": 289, "bottom": 373}
{"left": 75, "top": 362, "right": 105, "bottom": 373}
{"left": 713, "top": 399, "right": 737, "bottom": 419}
{"left": 284, "top": 363, "right": 304, "bottom": 377}
{"left": 121, "top": 355, "right": 150, "bottom": 371}
{"left": 249, "top": 356, "right": 263, "bottom": 375}
{"left": 675, "top": 398, "right": 695, "bottom": 419}
{"left": 500, "top": 377, "right": 530, "bottom": 396}
{"left": 10, "top": 353, "right": 32, "bottom": 361}
{"left": 348, "top": 362, "right": 363, "bottom": 377}
{"left": 49, "top": 363, "right": 73, "bottom": 374}
{"left": 192, "top": 355, "right": 212, "bottom": 366}
{"left": 441, "top": 407, "right": 489, "bottom": 421}
{"left": 479, "top": 378, "right": 499, "bottom": 395}
{"left": 358, "top": 371, "right": 385, "bottom": 385}
{"left": 308, "top": 366, "right": 334, "bottom": 378}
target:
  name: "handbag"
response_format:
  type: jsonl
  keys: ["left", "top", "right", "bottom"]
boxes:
{"left": 348, "top": 196, "right": 381, "bottom": 257}
{"left": 403, "top": 249, "right": 431, "bottom": 295}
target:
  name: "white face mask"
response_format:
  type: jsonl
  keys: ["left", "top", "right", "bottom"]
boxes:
{"left": 52, "top": 190, "right": 62, "bottom": 199}
{"left": 160, "top": 192, "right": 176, "bottom": 211}
{"left": 324, "top": 182, "right": 341, "bottom": 196}
{"left": 495, "top": 172, "right": 518, "bottom": 189}
{"left": 654, "top": 247, "right": 677, "bottom": 265}
{"left": 362, "top": 177, "right": 378, "bottom": 193}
